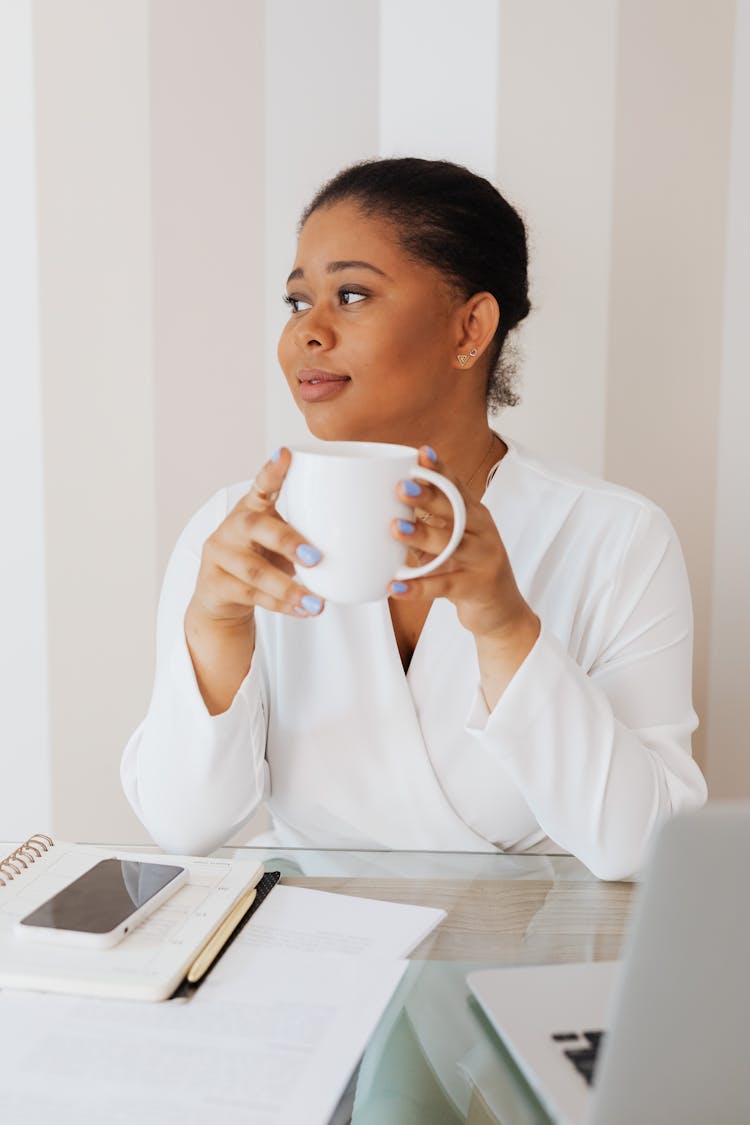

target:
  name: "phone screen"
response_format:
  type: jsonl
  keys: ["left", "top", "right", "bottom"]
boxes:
{"left": 19, "top": 858, "right": 185, "bottom": 934}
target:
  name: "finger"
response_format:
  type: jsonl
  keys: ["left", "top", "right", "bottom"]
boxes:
{"left": 416, "top": 445, "right": 469, "bottom": 496}
{"left": 254, "top": 584, "right": 324, "bottom": 617}
{"left": 211, "top": 543, "right": 322, "bottom": 610}
{"left": 225, "top": 509, "right": 323, "bottom": 570}
{"left": 413, "top": 445, "right": 473, "bottom": 514}
{"left": 216, "top": 566, "right": 322, "bottom": 618}
{"left": 389, "top": 569, "right": 465, "bottom": 601}
{"left": 211, "top": 544, "right": 294, "bottom": 602}
{"left": 397, "top": 478, "right": 452, "bottom": 526}
{"left": 418, "top": 444, "right": 441, "bottom": 471}
{"left": 391, "top": 515, "right": 456, "bottom": 559}
{"left": 243, "top": 447, "right": 292, "bottom": 513}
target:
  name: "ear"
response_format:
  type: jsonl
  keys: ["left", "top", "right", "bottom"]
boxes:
{"left": 452, "top": 292, "right": 500, "bottom": 371}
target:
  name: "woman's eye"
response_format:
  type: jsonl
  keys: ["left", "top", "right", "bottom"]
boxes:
{"left": 340, "top": 289, "right": 366, "bottom": 306}
{"left": 283, "top": 294, "right": 311, "bottom": 314}
{"left": 283, "top": 289, "right": 366, "bottom": 313}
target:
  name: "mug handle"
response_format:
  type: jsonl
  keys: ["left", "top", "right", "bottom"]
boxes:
{"left": 393, "top": 467, "right": 466, "bottom": 581}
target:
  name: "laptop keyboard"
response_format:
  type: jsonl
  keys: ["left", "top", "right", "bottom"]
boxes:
{"left": 551, "top": 1030, "right": 605, "bottom": 1086}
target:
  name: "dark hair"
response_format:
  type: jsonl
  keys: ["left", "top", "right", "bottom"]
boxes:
{"left": 300, "top": 157, "right": 531, "bottom": 412}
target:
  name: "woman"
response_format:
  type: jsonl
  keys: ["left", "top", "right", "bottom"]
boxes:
{"left": 122, "top": 158, "right": 706, "bottom": 878}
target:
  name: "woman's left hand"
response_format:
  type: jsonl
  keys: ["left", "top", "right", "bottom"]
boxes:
{"left": 389, "top": 446, "right": 538, "bottom": 645}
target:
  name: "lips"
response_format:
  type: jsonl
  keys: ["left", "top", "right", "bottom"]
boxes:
{"left": 297, "top": 369, "right": 351, "bottom": 403}
{"left": 298, "top": 369, "right": 350, "bottom": 385}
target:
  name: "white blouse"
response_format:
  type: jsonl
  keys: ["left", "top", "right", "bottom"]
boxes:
{"left": 121, "top": 436, "right": 707, "bottom": 879}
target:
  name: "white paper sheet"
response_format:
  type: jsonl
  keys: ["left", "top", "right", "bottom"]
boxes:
{"left": 234, "top": 883, "right": 445, "bottom": 959}
{"left": 0, "top": 950, "right": 407, "bottom": 1125}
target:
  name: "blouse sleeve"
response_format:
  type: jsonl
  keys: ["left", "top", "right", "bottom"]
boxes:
{"left": 464, "top": 502, "right": 707, "bottom": 880}
{"left": 120, "top": 488, "right": 269, "bottom": 856}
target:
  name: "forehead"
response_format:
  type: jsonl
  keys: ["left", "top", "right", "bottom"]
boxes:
{"left": 293, "top": 200, "right": 407, "bottom": 273}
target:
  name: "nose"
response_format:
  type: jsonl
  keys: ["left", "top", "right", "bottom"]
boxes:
{"left": 294, "top": 305, "right": 335, "bottom": 351}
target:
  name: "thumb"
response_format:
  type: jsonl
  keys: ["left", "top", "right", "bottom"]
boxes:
{"left": 245, "top": 446, "right": 291, "bottom": 512}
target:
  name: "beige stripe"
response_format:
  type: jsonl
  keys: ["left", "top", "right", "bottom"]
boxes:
{"left": 497, "top": 0, "right": 618, "bottom": 476}
{"left": 605, "top": 0, "right": 736, "bottom": 771}
{"left": 263, "top": 0, "right": 380, "bottom": 450}
{"left": 150, "top": 0, "right": 266, "bottom": 576}
{"left": 34, "top": 0, "right": 156, "bottom": 838}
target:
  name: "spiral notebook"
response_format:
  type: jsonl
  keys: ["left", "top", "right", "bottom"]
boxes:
{"left": 0, "top": 834, "right": 267, "bottom": 1001}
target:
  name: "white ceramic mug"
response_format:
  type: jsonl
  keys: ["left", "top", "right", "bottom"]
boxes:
{"left": 282, "top": 441, "right": 467, "bottom": 604}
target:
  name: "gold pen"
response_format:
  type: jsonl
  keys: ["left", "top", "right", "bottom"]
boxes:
{"left": 186, "top": 886, "right": 258, "bottom": 984}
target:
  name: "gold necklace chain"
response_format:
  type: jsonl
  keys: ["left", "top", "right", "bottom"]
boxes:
{"left": 413, "top": 432, "right": 499, "bottom": 530}
{"left": 463, "top": 431, "right": 498, "bottom": 492}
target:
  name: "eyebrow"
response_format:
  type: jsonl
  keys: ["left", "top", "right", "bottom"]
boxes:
{"left": 286, "top": 260, "right": 388, "bottom": 284}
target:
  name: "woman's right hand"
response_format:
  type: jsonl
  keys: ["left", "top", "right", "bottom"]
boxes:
{"left": 185, "top": 448, "right": 323, "bottom": 714}
{"left": 190, "top": 447, "right": 324, "bottom": 626}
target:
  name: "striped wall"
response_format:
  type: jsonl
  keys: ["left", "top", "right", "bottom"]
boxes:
{"left": 2, "top": 0, "right": 747, "bottom": 842}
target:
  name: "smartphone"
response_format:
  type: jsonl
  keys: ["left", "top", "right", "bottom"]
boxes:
{"left": 15, "top": 858, "right": 188, "bottom": 948}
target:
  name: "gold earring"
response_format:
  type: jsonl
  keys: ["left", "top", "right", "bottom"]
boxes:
{"left": 457, "top": 348, "right": 478, "bottom": 367}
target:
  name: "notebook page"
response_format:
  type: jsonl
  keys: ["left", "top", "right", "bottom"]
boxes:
{"left": 0, "top": 843, "right": 263, "bottom": 999}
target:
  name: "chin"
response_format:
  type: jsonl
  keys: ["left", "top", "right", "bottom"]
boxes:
{"left": 303, "top": 415, "right": 350, "bottom": 443}
{"left": 301, "top": 407, "right": 374, "bottom": 444}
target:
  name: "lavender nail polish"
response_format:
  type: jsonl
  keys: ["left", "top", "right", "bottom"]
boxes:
{"left": 425, "top": 446, "right": 438, "bottom": 463}
{"left": 401, "top": 479, "right": 422, "bottom": 498}
{"left": 301, "top": 594, "right": 323, "bottom": 615}
{"left": 271, "top": 447, "right": 282, "bottom": 462}
{"left": 392, "top": 581, "right": 409, "bottom": 594}
{"left": 397, "top": 519, "right": 415, "bottom": 535}
{"left": 296, "top": 543, "right": 321, "bottom": 566}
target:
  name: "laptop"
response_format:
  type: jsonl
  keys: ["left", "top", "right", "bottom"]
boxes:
{"left": 467, "top": 804, "right": 750, "bottom": 1125}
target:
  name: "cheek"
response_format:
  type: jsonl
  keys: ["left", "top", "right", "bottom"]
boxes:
{"left": 382, "top": 308, "right": 448, "bottom": 373}
{"left": 371, "top": 302, "right": 429, "bottom": 359}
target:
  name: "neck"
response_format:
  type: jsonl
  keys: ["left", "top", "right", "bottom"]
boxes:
{"left": 327, "top": 406, "right": 506, "bottom": 495}
{"left": 417, "top": 420, "right": 504, "bottom": 498}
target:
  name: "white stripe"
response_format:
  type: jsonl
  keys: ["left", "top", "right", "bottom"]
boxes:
{"left": 0, "top": 0, "right": 51, "bottom": 834}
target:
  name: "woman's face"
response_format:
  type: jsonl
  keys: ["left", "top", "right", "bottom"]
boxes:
{"left": 277, "top": 200, "right": 465, "bottom": 444}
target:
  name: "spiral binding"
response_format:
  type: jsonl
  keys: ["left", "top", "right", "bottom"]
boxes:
{"left": 0, "top": 833, "right": 55, "bottom": 887}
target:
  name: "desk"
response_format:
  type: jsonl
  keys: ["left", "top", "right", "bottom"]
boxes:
{"left": 220, "top": 847, "right": 636, "bottom": 1125}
